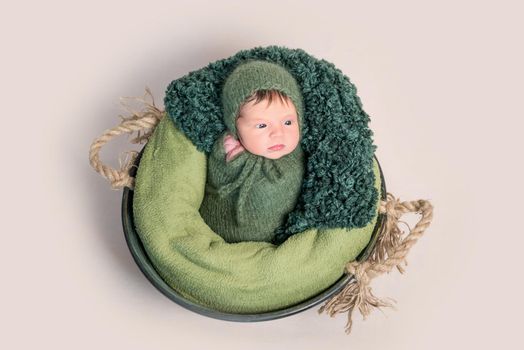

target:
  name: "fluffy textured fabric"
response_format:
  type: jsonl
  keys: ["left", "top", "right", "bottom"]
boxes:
{"left": 221, "top": 60, "right": 304, "bottom": 135}
{"left": 132, "top": 116, "right": 383, "bottom": 313}
{"left": 199, "top": 132, "right": 304, "bottom": 243}
{"left": 165, "top": 46, "right": 378, "bottom": 244}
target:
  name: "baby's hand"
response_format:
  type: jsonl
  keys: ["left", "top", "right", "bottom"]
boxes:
{"left": 224, "top": 134, "right": 245, "bottom": 162}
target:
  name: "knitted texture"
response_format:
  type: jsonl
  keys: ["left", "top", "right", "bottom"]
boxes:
{"left": 164, "top": 46, "right": 378, "bottom": 244}
{"left": 199, "top": 132, "right": 304, "bottom": 243}
{"left": 221, "top": 60, "right": 304, "bottom": 136}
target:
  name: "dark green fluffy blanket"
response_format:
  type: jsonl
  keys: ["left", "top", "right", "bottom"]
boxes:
{"left": 164, "top": 46, "right": 377, "bottom": 243}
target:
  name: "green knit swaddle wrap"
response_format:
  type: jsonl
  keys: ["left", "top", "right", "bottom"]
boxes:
{"left": 199, "top": 134, "right": 304, "bottom": 243}
{"left": 199, "top": 60, "right": 305, "bottom": 243}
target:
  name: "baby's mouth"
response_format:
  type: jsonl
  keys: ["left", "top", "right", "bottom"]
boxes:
{"left": 268, "top": 144, "right": 285, "bottom": 151}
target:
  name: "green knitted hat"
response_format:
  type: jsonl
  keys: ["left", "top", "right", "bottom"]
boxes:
{"left": 221, "top": 60, "right": 304, "bottom": 136}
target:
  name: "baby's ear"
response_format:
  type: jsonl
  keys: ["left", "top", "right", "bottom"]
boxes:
{"left": 224, "top": 133, "right": 237, "bottom": 143}
{"left": 223, "top": 134, "right": 239, "bottom": 149}
{"left": 223, "top": 134, "right": 245, "bottom": 162}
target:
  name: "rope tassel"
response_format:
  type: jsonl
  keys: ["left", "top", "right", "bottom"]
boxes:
{"left": 318, "top": 260, "right": 396, "bottom": 334}
{"left": 319, "top": 193, "right": 434, "bottom": 334}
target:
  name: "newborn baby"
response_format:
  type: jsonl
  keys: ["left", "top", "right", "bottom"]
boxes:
{"left": 199, "top": 60, "right": 305, "bottom": 243}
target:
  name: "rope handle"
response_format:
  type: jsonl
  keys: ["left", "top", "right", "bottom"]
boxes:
{"left": 88, "top": 88, "right": 165, "bottom": 189}
{"left": 319, "top": 193, "right": 434, "bottom": 334}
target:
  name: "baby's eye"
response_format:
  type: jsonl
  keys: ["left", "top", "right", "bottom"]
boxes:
{"left": 284, "top": 120, "right": 293, "bottom": 126}
{"left": 255, "top": 123, "right": 267, "bottom": 129}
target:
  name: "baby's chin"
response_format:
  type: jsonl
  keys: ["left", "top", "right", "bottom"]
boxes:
{"left": 263, "top": 154, "right": 286, "bottom": 160}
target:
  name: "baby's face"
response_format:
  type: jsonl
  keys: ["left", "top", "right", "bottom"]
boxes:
{"left": 236, "top": 97, "right": 300, "bottom": 159}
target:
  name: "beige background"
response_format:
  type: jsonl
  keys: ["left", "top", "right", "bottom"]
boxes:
{"left": 1, "top": 0, "right": 523, "bottom": 349}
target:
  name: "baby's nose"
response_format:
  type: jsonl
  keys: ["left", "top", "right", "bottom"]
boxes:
{"left": 270, "top": 124, "right": 284, "bottom": 137}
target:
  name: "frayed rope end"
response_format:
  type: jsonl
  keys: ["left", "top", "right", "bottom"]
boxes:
{"left": 319, "top": 193, "right": 433, "bottom": 334}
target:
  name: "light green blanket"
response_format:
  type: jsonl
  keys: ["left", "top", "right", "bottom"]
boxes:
{"left": 133, "top": 116, "right": 383, "bottom": 313}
